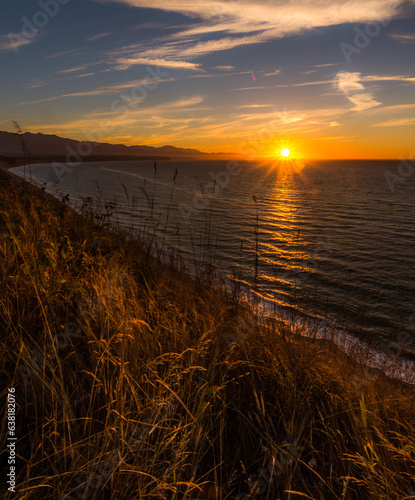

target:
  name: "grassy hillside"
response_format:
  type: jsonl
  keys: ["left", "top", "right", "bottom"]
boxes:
{"left": 0, "top": 167, "right": 414, "bottom": 499}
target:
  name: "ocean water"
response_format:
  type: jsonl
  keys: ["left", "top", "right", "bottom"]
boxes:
{"left": 11, "top": 159, "right": 415, "bottom": 381}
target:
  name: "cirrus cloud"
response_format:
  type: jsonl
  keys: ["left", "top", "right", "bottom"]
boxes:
{"left": 98, "top": 0, "right": 408, "bottom": 74}
{"left": 97, "top": 0, "right": 406, "bottom": 38}
{"left": 0, "top": 34, "right": 34, "bottom": 53}
{"left": 99, "top": 0, "right": 403, "bottom": 35}
{"left": 114, "top": 57, "right": 202, "bottom": 71}
{"left": 336, "top": 71, "right": 381, "bottom": 111}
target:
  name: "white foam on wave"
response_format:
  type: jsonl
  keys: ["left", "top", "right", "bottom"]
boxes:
{"left": 225, "top": 277, "right": 415, "bottom": 386}
{"left": 12, "top": 166, "right": 415, "bottom": 386}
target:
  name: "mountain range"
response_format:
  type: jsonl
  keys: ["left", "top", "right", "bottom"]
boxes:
{"left": 0, "top": 130, "right": 230, "bottom": 161}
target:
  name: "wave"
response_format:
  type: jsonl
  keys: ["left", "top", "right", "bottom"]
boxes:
{"left": 11, "top": 163, "right": 415, "bottom": 386}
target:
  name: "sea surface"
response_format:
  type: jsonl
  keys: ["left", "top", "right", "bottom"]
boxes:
{"left": 11, "top": 159, "right": 415, "bottom": 381}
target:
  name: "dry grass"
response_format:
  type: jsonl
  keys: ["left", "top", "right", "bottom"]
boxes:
{"left": 0, "top": 170, "right": 414, "bottom": 499}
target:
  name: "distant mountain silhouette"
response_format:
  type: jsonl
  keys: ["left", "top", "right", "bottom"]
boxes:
{"left": 0, "top": 130, "right": 227, "bottom": 161}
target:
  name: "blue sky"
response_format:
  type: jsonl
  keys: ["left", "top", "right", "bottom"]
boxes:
{"left": 1, "top": 0, "right": 415, "bottom": 158}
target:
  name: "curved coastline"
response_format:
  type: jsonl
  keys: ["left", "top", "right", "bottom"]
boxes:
{"left": 2, "top": 160, "right": 415, "bottom": 499}
{"left": 8, "top": 162, "right": 415, "bottom": 387}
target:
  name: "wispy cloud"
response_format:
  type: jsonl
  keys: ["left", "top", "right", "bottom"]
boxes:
{"left": 234, "top": 78, "right": 335, "bottom": 90}
{"left": 27, "top": 95, "right": 206, "bottom": 139}
{"left": 23, "top": 78, "right": 49, "bottom": 89}
{"left": 337, "top": 72, "right": 365, "bottom": 94}
{"left": 312, "top": 135, "right": 354, "bottom": 141}
{"left": 20, "top": 77, "right": 176, "bottom": 104}
{"left": 163, "top": 95, "right": 204, "bottom": 107}
{"left": 75, "top": 73, "right": 95, "bottom": 78}
{"left": 237, "top": 104, "right": 274, "bottom": 108}
{"left": 57, "top": 66, "right": 88, "bottom": 75}
{"left": 390, "top": 32, "right": 415, "bottom": 43}
{"left": 130, "top": 21, "right": 172, "bottom": 30}
{"left": 362, "top": 74, "right": 415, "bottom": 83}
{"left": 99, "top": 0, "right": 405, "bottom": 37}
{"left": 0, "top": 34, "right": 34, "bottom": 53}
{"left": 46, "top": 49, "right": 80, "bottom": 59}
{"left": 189, "top": 69, "right": 251, "bottom": 79}
{"left": 87, "top": 32, "right": 111, "bottom": 42}
{"left": 234, "top": 86, "right": 273, "bottom": 91}
{"left": 215, "top": 65, "right": 235, "bottom": 71}
{"left": 372, "top": 117, "right": 415, "bottom": 127}
{"left": 346, "top": 93, "right": 381, "bottom": 112}
{"left": 366, "top": 103, "right": 415, "bottom": 114}
{"left": 114, "top": 57, "right": 202, "bottom": 71}
{"left": 264, "top": 69, "right": 281, "bottom": 76}
{"left": 110, "top": 32, "right": 275, "bottom": 68}
{"left": 98, "top": 0, "right": 406, "bottom": 73}
{"left": 228, "top": 106, "right": 350, "bottom": 142}
{"left": 336, "top": 72, "right": 381, "bottom": 111}
{"left": 277, "top": 79, "right": 335, "bottom": 88}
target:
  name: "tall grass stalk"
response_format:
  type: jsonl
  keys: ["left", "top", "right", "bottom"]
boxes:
{"left": 0, "top": 168, "right": 414, "bottom": 500}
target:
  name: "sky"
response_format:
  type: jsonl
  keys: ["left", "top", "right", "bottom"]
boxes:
{"left": 1, "top": 0, "right": 415, "bottom": 159}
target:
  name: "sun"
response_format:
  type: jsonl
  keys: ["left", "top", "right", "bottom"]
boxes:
{"left": 280, "top": 148, "right": 290, "bottom": 158}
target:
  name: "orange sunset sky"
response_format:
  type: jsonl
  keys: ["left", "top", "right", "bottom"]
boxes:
{"left": 1, "top": 0, "right": 415, "bottom": 159}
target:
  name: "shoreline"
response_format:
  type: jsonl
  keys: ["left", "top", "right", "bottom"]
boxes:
{"left": 6, "top": 163, "right": 415, "bottom": 390}
{"left": 2, "top": 162, "right": 415, "bottom": 499}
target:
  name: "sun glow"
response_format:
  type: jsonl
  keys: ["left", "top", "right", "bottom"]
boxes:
{"left": 280, "top": 148, "right": 290, "bottom": 157}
